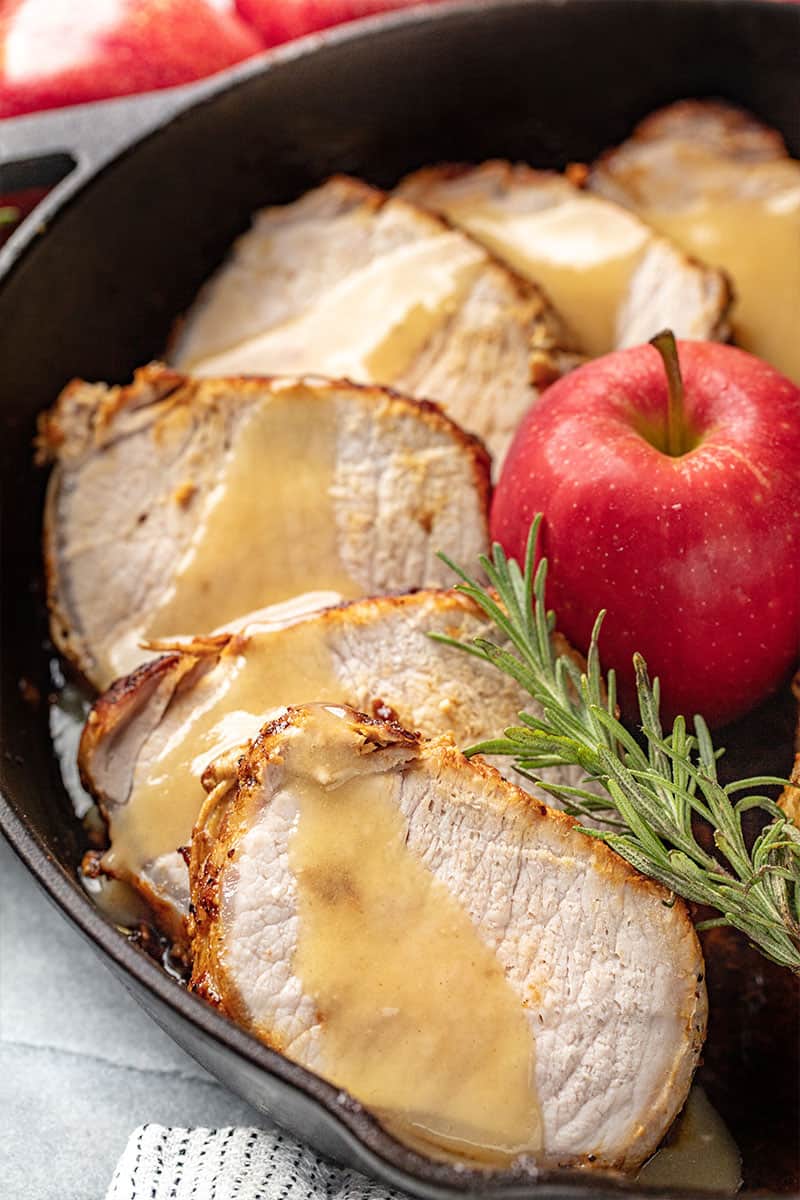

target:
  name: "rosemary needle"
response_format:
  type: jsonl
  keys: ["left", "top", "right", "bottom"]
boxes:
{"left": 433, "top": 515, "right": 800, "bottom": 972}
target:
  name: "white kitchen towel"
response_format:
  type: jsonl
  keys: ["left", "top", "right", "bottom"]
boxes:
{"left": 106, "top": 1124, "right": 402, "bottom": 1200}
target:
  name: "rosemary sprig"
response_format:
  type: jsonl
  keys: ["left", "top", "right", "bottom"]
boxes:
{"left": 433, "top": 515, "right": 800, "bottom": 972}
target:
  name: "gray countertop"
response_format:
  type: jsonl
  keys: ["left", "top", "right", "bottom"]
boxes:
{"left": 0, "top": 835, "right": 263, "bottom": 1200}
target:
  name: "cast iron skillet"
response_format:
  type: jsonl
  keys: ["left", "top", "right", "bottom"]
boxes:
{"left": 1, "top": 2, "right": 799, "bottom": 1195}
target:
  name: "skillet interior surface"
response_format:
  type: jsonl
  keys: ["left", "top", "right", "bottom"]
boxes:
{"left": 1, "top": 1, "right": 799, "bottom": 1194}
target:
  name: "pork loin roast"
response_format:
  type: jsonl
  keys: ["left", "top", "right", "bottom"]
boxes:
{"left": 780, "top": 756, "right": 800, "bottom": 827}
{"left": 40, "top": 369, "right": 491, "bottom": 689}
{"left": 589, "top": 100, "right": 800, "bottom": 383}
{"left": 397, "top": 161, "right": 731, "bottom": 357}
{"left": 168, "top": 175, "right": 579, "bottom": 464}
{"left": 189, "top": 703, "right": 707, "bottom": 1170}
{"left": 79, "top": 590, "right": 601, "bottom": 945}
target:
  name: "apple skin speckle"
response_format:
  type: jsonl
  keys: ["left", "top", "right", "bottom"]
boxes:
{"left": 491, "top": 340, "right": 800, "bottom": 727}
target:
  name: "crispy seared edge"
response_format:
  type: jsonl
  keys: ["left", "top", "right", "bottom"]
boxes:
{"left": 39, "top": 364, "right": 493, "bottom": 688}
{"left": 188, "top": 705, "right": 421, "bottom": 1010}
{"left": 400, "top": 159, "right": 734, "bottom": 346}
{"left": 400, "top": 159, "right": 574, "bottom": 202}
{"left": 187, "top": 703, "right": 707, "bottom": 1171}
{"left": 77, "top": 645, "right": 228, "bottom": 802}
{"left": 593, "top": 99, "right": 791, "bottom": 167}
{"left": 78, "top": 650, "right": 213, "bottom": 946}
{"left": 39, "top": 365, "right": 186, "bottom": 689}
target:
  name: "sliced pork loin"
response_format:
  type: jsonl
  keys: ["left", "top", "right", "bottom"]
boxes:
{"left": 590, "top": 99, "right": 796, "bottom": 207}
{"left": 397, "top": 161, "right": 731, "bottom": 358}
{"left": 168, "top": 175, "right": 579, "bottom": 464}
{"left": 780, "top": 673, "right": 800, "bottom": 825}
{"left": 779, "top": 753, "right": 800, "bottom": 828}
{"left": 189, "top": 703, "right": 706, "bottom": 1171}
{"left": 589, "top": 100, "right": 800, "bottom": 383}
{"left": 40, "top": 368, "right": 491, "bottom": 690}
{"left": 79, "top": 590, "right": 601, "bottom": 947}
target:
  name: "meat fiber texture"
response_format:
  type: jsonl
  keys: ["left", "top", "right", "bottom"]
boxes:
{"left": 168, "top": 175, "right": 579, "bottom": 466}
{"left": 398, "top": 160, "right": 732, "bottom": 350}
{"left": 40, "top": 368, "right": 491, "bottom": 690}
{"left": 79, "top": 590, "right": 602, "bottom": 946}
{"left": 189, "top": 703, "right": 707, "bottom": 1171}
{"left": 589, "top": 99, "right": 799, "bottom": 209}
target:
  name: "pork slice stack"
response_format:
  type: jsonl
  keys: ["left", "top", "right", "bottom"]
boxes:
{"left": 42, "top": 156, "right": 716, "bottom": 1174}
{"left": 78, "top": 590, "right": 599, "bottom": 946}
{"left": 397, "top": 160, "right": 732, "bottom": 355}
{"left": 40, "top": 369, "right": 491, "bottom": 689}
{"left": 189, "top": 702, "right": 707, "bottom": 1170}
{"left": 168, "top": 175, "right": 579, "bottom": 465}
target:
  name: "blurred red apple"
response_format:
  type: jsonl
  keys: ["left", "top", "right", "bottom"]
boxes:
{"left": 491, "top": 336, "right": 800, "bottom": 728}
{"left": 0, "top": 189, "right": 48, "bottom": 247}
{"left": 236, "top": 0, "right": 445, "bottom": 45}
{"left": 0, "top": 0, "right": 263, "bottom": 118}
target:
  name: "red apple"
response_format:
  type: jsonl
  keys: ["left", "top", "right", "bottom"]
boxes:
{"left": 0, "top": 188, "right": 48, "bottom": 248}
{"left": 491, "top": 336, "right": 800, "bottom": 727}
{"left": 236, "top": 0, "right": 446, "bottom": 46}
{"left": 0, "top": 0, "right": 263, "bottom": 118}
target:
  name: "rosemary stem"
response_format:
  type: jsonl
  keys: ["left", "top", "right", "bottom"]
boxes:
{"left": 435, "top": 519, "right": 800, "bottom": 973}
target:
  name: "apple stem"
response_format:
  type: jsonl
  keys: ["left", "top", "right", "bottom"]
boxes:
{"left": 649, "top": 329, "right": 685, "bottom": 457}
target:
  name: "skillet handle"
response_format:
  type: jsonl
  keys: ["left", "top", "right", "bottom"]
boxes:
{"left": 0, "top": 83, "right": 204, "bottom": 249}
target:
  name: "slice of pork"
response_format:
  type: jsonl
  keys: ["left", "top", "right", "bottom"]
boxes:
{"left": 189, "top": 703, "right": 706, "bottom": 1171}
{"left": 168, "top": 175, "right": 579, "bottom": 464}
{"left": 398, "top": 161, "right": 731, "bottom": 357}
{"left": 779, "top": 755, "right": 800, "bottom": 827}
{"left": 40, "top": 368, "right": 491, "bottom": 690}
{"left": 590, "top": 99, "right": 795, "bottom": 206}
{"left": 589, "top": 100, "right": 800, "bottom": 383}
{"left": 79, "top": 590, "right": 601, "bottom": 946}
